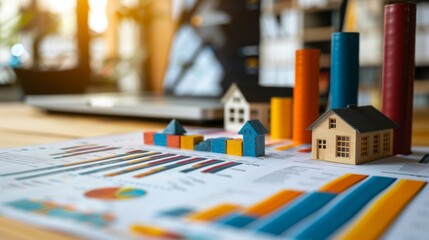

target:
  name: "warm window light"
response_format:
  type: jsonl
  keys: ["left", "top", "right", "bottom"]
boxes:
{"left": 89, "top": 0, "right": 108, "bottom": 33}
{"left": 45, "top": 0, "right": 75, "bottom": 14}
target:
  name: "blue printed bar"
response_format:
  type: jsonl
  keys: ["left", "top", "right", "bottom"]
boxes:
{"left": 293, "top": 176, "right": 396, "bottom": 239}
{"left": 161, "top": 207, "right": 194, "bottom": 217}
{"left": 218, "top": 213, "right": 258, "bottom": 228}
{"left": 253, "top": 192, "right": 336, "bottom": 235}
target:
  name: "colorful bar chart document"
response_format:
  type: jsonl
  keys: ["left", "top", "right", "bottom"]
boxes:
{"left": 1, "top": 131, "right": 429, "bottom": 240}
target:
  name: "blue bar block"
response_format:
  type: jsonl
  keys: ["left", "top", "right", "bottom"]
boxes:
{"left": 211, "top": 138, "right": 229, "bottom": 153}
{"left": 195, "top": 139, "right": 212, "bottom": 152}
{"left": 294, "top": 176, "right": 396, "bottom": 240}
{"left": 218, "top": 213, "right": 258, "bottom": 228}
{"left": 329, "top": 32, "right": 360, "bottom": 109}
{"left": 154, "top": 133, "right": 167, "bottom": 146}
{"left": 253, "top": 192, "right": 336, "bottom": 236}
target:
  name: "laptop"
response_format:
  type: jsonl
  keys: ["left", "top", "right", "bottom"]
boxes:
{"left": 26, "top": 0, "right": 260, "bottom": 122}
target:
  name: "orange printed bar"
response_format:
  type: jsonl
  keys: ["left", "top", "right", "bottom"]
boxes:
{"left": 319, "top": 174, "right": 368, "bottom": 194}
{"left": 167, "top": 135, "right": 181, "bottom": 148}
{"left": 130, "top": 224, "right": 183, "bottom": 239}
{"left": 338, "top": 179, "right": 426, "bottom": 240}
{"left": 243, "top": 190, "right": 303, "bottom": 217}
{"left": 143, "top": 132, "right": 155, "bottom": 145}
{"left": 187, "top": 204, "right": 241, "bottom": 222}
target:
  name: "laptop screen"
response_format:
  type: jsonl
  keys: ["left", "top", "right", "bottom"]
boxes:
{"left": 163, "top": 0, "right": 260, "bottom": 97}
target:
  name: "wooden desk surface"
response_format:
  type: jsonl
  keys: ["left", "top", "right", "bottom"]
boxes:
{"left": 0, "top": 103, "right": 428, "bottom": 239}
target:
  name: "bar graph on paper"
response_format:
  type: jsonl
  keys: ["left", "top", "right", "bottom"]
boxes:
{"left": 1, "top": 132, "right": 429, "bottom": 240}
{"left": 1, "top": 148, "right": 248, "bottom": 192}
{"left": 157, "top": 174, "right": 427, "bottom": 239}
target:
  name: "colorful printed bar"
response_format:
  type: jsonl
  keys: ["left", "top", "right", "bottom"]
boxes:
{"left": 53, "top": 147, "right": 120, "bottom": 159}
{"left": 254, "top": 192, "right": 336, "bottom": 235}
{"left": 338, "top": 179, "right": 426, "bottom": 240}
{"left": 219, "top": 190, "right": 302, "bottom": 228}
{"left": 167, "top": 135, "right": 181, "bottom": 148}
{"left": 7, "top": 199, "right": 114, "bottom": 227}
{"left": 319, "top": 173, "right": 368, "bottom": 194}
{"left": 244, "top": 190, "right": 303, "bottom": 217}
{"left": 294, "top": 176, "right": 396, "bottom": 239}
{"left": 130, "top": 224, "right": 183, "bottom": 239}
{"left": 180, "top": 160, "right": 223, "bottom": 173}
{"left": 143, "top": 132, "right": 155, "bottom": 145}
{"left": 78, "top": 153, "right": 173, "bottom": 175}
{"left": 253, "top": 174, "right": 367, "bottom": 235}
{"left": 187, "top": 204, "right": 241, "bottom": 222}
{"left": 181, "top": 135, "right": 204, "bottom": 150}
{"left": 160, "top": 207, "right": 195, "bottom": 217}
{"left": 202, "top": 162, "right": 242, "bottom": 174}
{"left": 0, "top": 150, "right": 148, "bottom": 177}
{"left": 50, "top": 145, "right": 108, "bottom": 155}
{"left": 16, "top": 152, "right": 164, "bottom": 180}
{"left": 133, "top": 158, "right": 206, "bottom": 178}
{"left": 227, "top": 139, "right": 243, "bottom": 156}
{"left": 104, "top": 155, "right": 190, "bottom": 177}
{"left": 60, "top": 143, "right": 98, "bottom": 150}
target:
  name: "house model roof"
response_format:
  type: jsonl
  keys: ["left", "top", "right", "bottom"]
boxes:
{"left": 307, "top": 105, "right": 398, "bottom": 133}
{"left": 163, "top": 119, "right": 187, "bottom": 135}
{"left": 221, "top": 83, "right": 293, "bottom": 103}
{"left": 238, "top": 120, "right": 269, "bottom": 135}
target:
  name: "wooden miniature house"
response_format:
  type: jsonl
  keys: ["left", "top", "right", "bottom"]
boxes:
{"left": 221, "top": 83, "right": 292, "bottom": 132}
{"left": 307, "top": 105, "right": 398, "bottom": 165}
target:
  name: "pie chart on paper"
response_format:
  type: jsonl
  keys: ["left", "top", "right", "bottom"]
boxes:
{"left": 85, "top": 187, "right": 146, "bottom": 200}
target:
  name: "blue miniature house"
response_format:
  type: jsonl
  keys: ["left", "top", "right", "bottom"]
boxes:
{"left": 163, "top": 119, "right": 187, "bottom": 135}
{"left": 238, "top": 120, "right": 268, "bottom": 157}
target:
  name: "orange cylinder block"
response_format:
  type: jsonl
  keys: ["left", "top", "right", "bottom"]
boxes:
{"left": 293, "top": 49, "right": 320, "bottom": 145}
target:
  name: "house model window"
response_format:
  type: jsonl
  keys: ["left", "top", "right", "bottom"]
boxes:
{"left": 373, "top": 134, "right": 380, "bottom": 154}
{"left": 361, "top": 136, "right": 368, "bottom": 157}
{"left": 336, "top": 136, "right": 350, "bottom": 158}
{"left": 318, "top": 139, "right": 326, "bottom": 149}
{"left": 329, "top": 118, "right": 336, "bottom": 128}
{"left": 382, "top": 133, "right": 390, "bottom": 153}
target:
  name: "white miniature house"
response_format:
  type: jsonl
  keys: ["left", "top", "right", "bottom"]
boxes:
{"left": 221, "top": 83, "right": 292, "bottom": 132}
{"left": 307, "top": 105, "right": 398, "bottom": 165}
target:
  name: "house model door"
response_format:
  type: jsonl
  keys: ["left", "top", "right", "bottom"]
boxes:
{"left": 317, "top": 139, "right": 327, "bottom": 160}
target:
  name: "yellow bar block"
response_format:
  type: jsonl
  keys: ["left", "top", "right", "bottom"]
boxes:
{"left": 337, "top": 179, "right": 426, "bottom": 240}
{"left": 187, "top": 203, "right": 241, "bottom": 222}
{"left": 180, "top": 135, "right": 204, "bottom": 150}
{"left": 243, "top": 190, "right": 303, "bottom": 217}
{"left": 130, "top": 224, "right": 182, "bottom": 239}
{"left": 270, "top": 97, "right": 292, "bottom": 139}
{"left": 226, "top": 139, "right": 243, "bottom": 156}
{"left": 319, "top": 174, "right": 368, "bottom": 194}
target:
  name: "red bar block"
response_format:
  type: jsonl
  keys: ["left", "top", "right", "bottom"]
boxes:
{"left": 143, "top": 132, "right": 155, "bottom": 145}
{"left": 167, "top": 135, "right": 181, "bottom": 148}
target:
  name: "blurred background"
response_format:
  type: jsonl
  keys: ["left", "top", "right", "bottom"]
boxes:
{"left": 0, "top": 0, "right": 428, "bottom": 109}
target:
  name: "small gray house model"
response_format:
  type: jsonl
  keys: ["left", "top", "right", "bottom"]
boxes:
{"left": 221, "top": 83, "right": 292, "bottom": 132}
{"left": 307, "top": 105, "right": 398, "bottom": 165}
